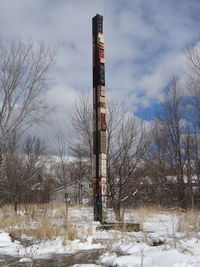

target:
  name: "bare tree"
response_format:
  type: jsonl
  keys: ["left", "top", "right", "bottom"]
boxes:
{"left": 0, "top": 39, "right": 55, "bottom": 208}
{"left": 185, "top": 45, "right": 200, "bottom": 129}
{"left": 2, "top": 135, "right": 47, "bottom": 212}
{"left": 0, "top": 39, "right": 55, "bottom": 161}
{"left": 70, "top": 96, "right": 150, "bottom": 220}
{"left": 186, "top": 45, "right": 200, "bottom": 79}
{"left": 49, "top": 123, "right": 91, "bottom": 206}
{"left": 181, "top": 127, "right": 195, "bottom": 208}
{"left": 156, "top": 77, "right": 187, "bottom": 209}
{"left": 184, "top": 44, "right": 200, "bottom": 206}
{"left": 69, "top": 94, "right": 93, "bottom": 202}
{"left": 49, "top": 123, "right": 70, "bottom": 219}
{"left": 106, "top": 101, "right": 125, "bottom": 167}
{"left": 68, "top": 146, "right": 90, "bottom": 205}
{"left": 70, "top": 94, "right": 93, "bottom": 160}
{"left": 145, "top": 120, "right": 170, "bottom": 184}
{"left": 107, "top": 114, "right": 149, "bottom": 220}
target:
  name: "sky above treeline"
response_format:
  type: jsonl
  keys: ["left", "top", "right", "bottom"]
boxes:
{"left": 0, "top": 0, "right": 199, "bottom": 125}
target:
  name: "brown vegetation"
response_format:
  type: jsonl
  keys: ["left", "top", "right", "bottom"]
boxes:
{"left": 0, "top": 204, "right": 78, "bottom": 241}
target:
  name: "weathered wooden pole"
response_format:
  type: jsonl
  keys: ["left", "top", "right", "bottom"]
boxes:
{"left": 92, "top": 14, "right": 107, "bottom": 223}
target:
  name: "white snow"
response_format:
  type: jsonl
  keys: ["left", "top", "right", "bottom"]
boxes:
{"left": 0, "top": 232, "right": 22, "bottom": 255}
{"left": 0, "top": 207, "right": 200, "bottom": 266}
{"left": 72, "top": 265, "right": 100, "bottom": 267}
{"left": 0, "top": 232, "right": 103, "bottom": 259}
{"left": 96, "top": 211, "right": 200, "bottom": 267}
{"left": 99, "top": 248, "right": 200, "bottom": 267}
{"left": 19, "top": 257, "right": 32, "bottom": 262}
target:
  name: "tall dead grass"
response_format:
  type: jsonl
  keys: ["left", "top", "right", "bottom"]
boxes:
{"left": 177, "top": 209, "right": 200, "bottom": 234}
{"left": 135, "top": 205, "right": 164, "bottom": 218}
{"left": 134, "top": 206, "right": 200, "bottom": 234}
{"left": 0, "top": 203, "right": 78, "bottom": 242}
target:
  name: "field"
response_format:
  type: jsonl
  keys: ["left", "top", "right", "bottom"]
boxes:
{"left": 0, "top": 204, "right": 200, "bottom": 266}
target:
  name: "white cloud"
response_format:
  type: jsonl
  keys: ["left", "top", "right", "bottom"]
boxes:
{"left": 46, "top": 85, "right": 78, "bottom": 111}
{"left": 0, "top": 0, "right": 199, "bottom": 133}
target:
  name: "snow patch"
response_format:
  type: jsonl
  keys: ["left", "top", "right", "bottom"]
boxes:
{"left": 19, "top": 257, "right": 32, "bottom": 262}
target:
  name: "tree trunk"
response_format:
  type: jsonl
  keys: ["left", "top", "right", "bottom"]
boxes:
{"left": 64, "top": 189, "right": 68, "bottom": 222}
{"left": 113, "top": 203, "right": 121, "bottom": 221}
{"left": 14, "top": 202, "right": 18, "bottom": 215}
{"left": 178, "top": 181, "right": 187, "bottom": 210}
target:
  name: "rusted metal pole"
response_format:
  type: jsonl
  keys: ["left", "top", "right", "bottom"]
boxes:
{"left": 92, "top": 14, "right": 107, "bottom": 223}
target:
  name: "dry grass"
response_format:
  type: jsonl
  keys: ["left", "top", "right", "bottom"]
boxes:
{"left": 177, "top": 209, "right": 200, "bottom": 234}
{"left": 0, "top": 215, "right": 20, "bottom": 229}
{"left": 126, "top": 206, "right": 164, "bottom": 230}
{"left": 134, "top": 205, "right": 164, "bottom": 218}
{"left": 134, "top": 206, "right": 200, "bottom": 234}
{"left": 62, "top": 223, "right": 79, "bottom": 246}
{"left": 0, "top": 203, "right": 78, "bottom": 242}
{"left": 1, "top": 204, "right": 16, "bottom": 216}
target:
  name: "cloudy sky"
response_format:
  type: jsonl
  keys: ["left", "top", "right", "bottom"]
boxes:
{"left": 0, "top": 0, "right": 199, "bottom": 127}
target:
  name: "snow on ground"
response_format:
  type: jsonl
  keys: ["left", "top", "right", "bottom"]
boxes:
{"left": 96, "top": 210, "right": 200, "bottom": 267}
{"left": 98, "top": 238, "right": 200, "bottom": 266}
{"left": 99, "top": 248, "right": 200, "bottom": 267}
{"left": 0, "top": 231, "right": 103, "bottom": 259}
{"left": 0, "top": 207, "right": 200, "bottom": 266}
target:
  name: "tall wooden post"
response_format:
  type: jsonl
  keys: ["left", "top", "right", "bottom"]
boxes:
{"left": 92, "top": 14, "right": 107, "bottom": 223}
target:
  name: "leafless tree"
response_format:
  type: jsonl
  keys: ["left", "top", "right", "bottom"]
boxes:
{"left": 68, "top": 147, "right": 90, "bottom": 205}
{"left": 49, "top": 123, "right": 70, "bottom": 219}
{"left": 106, "top": 101, "right": 125, "bottom": 166}
{"left": 107, "top": 114, "right": 149, "bottom": 220}
{"left": 185, "top": 45, "right": 200, "bottom": 129}
{"left": 156, "top": 77, "right": 187, "bottom": 209}
{"left": 145, "top": 120, "right": 169, "bottom": 184}
{"left": 186, "top": 45, "right": 200, "bottom": 79}
{"left": 181, "top": 127, "right": 196, "bottom": 208}
{"left": 138, "top": 124, "right": 163, "bottom": 205}
{"left": 173, "top": 44, "right": 200, "bottom": 207}
{"left": 70, "top": 96, "right": 150, "bottom": 220}
{"left": 49, "top": 124, "right": 91, "bottom": 206}
{"left": 70, "top": 94, "right": 93, "bottom": 160}
{"left": 0, "top": 39, "right": 55, "bottom": 208}
{"left": 69, "top": 94, "right": 93, "bottom": 201}
{"left": 1, "top": 135, "right": 47, "bottom": 212}
{"left": 0, "top": 39, "right": 55, "bottom": 164}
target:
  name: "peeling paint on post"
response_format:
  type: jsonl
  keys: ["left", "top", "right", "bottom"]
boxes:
{"left": 92, "top": 14, "right": 107, "bottom": 223}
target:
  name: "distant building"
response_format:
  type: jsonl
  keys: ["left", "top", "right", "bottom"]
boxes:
{"left": 50, "top": 181, "right": 93, "bottom": 205}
